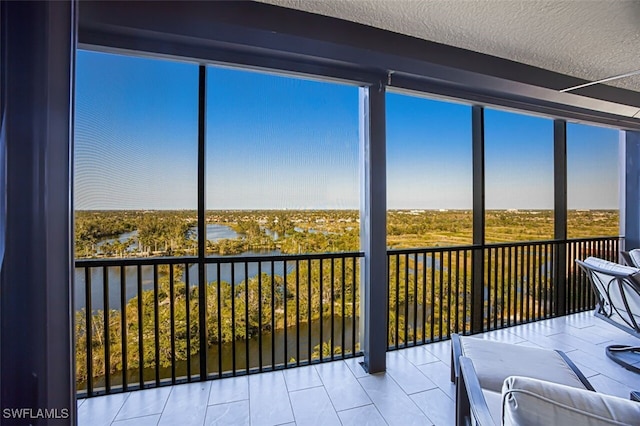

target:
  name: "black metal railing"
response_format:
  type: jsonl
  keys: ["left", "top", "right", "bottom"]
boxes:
{"left": 76, "top": 236, "right": 620, "bottom": 397}
{"left": 75, "top": 252, "right": 363, "bottom": 397}
{"left": 387, "top": 236, "right": 621, "bottom": 350}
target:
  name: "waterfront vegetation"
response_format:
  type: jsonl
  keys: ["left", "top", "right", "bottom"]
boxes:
{"left": 75, "top": 209, "right": 619, "bottom": 258}
{"left": 75, "top": 209, "right": 618, "bottom": 391}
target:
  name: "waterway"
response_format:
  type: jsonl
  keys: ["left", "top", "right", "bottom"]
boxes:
{"left": 79, "top": 315, "right": 359, "bottom": 391}
{"left": 76, "top": 224, "right": 286, "bottom": 311}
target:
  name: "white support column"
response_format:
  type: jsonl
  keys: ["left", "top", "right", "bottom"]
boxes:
{"left": 622, "top": 130, "right": 640, "bottom": 250}
{"left": 1, "top": 1, "right": 76, "bottom": 424}
{"left": 359, "top": 83, "right": 387, "bottom": 373}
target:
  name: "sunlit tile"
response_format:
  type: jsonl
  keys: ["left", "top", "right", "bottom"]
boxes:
{"left": 249, "top": 371, "right": 294, "bottom": 426}
{"left": 283, "top": 364, "right": 323, "bottom": 392}
{"left": 289, "top": 387, "right": 340, "bottom": 426}
{"left": 158, "top": 382, "right": 211, "bottom": 426}
{"left": 78, "top": 392, "right": 130, "bottom": 426}
{"left": 204, "top": 400, "right": 250, "bottom": 426}
{"left": 315, "top": 360, "right": 371, "bottom": 412}
{"left": 115, "top": 386, "right": 172, "bottom": 420}
{"left": 338, "top": 404, "right": 387, "bottom": 426}
{"left": 208, "top": 376, "right": 248, "bottom": 406}
{"left": 358, "top": 373, "right": 432, "bottom": 425}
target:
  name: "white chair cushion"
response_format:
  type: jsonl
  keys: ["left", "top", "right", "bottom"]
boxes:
{"left": 502, "top": 376, "right": 640, "bottom": 426}
{"left": 459, "top": 336, "right": 588, "bottom": 393}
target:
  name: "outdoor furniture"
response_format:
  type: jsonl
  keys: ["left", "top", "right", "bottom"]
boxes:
{"left": 621, "top": 249, "right": 640, "bottom": 268}
{"left": 450, "top": 334, "right": 594, "bottom": 425}
{"left": 457, "top": 356, "right": 640, "bottom": 425}
{"left": 450, "top": 334, "right": 640, "bottom": 425}
{"left": 575, "top": 257, "right": 640, "bottom": 373}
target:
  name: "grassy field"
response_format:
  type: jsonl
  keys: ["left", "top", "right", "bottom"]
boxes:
{"left": 386, "top": 209, "right": 618, "bottom": 249}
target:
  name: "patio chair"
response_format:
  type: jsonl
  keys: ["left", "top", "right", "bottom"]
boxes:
{"left": 450, "top": 334, "right": 640, "bottom": 425}
{"left": 575, "top": 257, "right": 640, "bottom": 374}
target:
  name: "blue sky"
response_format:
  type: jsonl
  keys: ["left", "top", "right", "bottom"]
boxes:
{"left": 75, "top": 50, "right": 620, "bottom": 211}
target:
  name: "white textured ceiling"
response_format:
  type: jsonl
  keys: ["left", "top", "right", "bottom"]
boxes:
{"left": 256, "top": 0, "right": 640, "bottom": 92}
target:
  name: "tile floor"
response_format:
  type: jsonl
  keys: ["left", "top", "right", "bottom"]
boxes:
{"left": 77, "top": 311, "right": 640, "bottom": 425}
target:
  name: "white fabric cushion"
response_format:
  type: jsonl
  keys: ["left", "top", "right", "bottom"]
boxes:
{"left": 502, "top": 376, "right": 640, "bottom": 426}
{"left": 459, "top": 336, "right": 588, "bottom": 393}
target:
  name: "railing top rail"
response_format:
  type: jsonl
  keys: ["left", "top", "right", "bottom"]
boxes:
{"left": 386, "top": 235, "right": 622, "bottom": 254}
{"left": 75, "top": 237, "right": 621, "bottom": 267}
{"left": 203, "top": 251, "right": 364, "bottom": 263}
{"left": 387, "top": 245, "right": 480, "bottom": 255}
{"left": 75, "top": 251, "right": 364, "bottom": 267}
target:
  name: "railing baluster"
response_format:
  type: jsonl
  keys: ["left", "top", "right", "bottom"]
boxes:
{"left": 137, "top": 265, "right": 144, "bottom": 388}
{"left": 245, "top": 262, "right": 250, "bottom": 374}
{"left": 413, "top": 253, "right": 418, "bottom": 344}
{"left": 319, "top": 258, "right": 324, "bottom": 361}
{"left": 270, "top": 260, "right": 275, "bottom": 370}
{"left": 153, "top": 265, "right": 160, "bottom": 386}
{"left": 430, "top": 252, "right": 435, "bottom": 341}
{"left": 341, "top": 258, "right": 346, "bottom": 357}
{"left": 85, "top": 267, "right": 93, "bottom": 397}
{"left": 185, "top": 263, "right": 191, "bottom": 381}
{"left": 258, "top": 262, "right": 263, "bottom": 372}
{"left": 439, "top": 251, "right": 444, "bottom": 338}
{"left": 330, "top": 258, "right": 334, "bottom": 358}
{"left": 120, "top": 266, "right": 127, "bottom": 391}
{"left": 217, "top": 262, "right": 223, "bottom": 377}
{"left": 463, "top": 250, "right": 468, "bottom": 334}
{"left": 519, "top": 245, "right": 524, "bottom": 324}
{"left": 404, "top": 253, "right": 409, "bottom": 347}
{"left": 507, "top": 247, "right": 512, "bottom": 327}
{"left": 395, "top": 254, "right": 399, "bottom": 348}
{"left": 103, "top": 266, "right": 110, "bottom": 393}
{"left": 340, "top": 257, "right": 347, "bottom": 358}
{"left": 284, "top": 260, "right": 288, "bottom": 366}
{"left": 231, "top": 261, "right": 236, "bottom": 376}
{"left": 496, "top": 247, "right": 500, "bottom": 327}
{"left": 446, "top": 250, "right": 452, "bottom": 338}
{"left": 308, "top": 259, "right": 312, "bottom": 363}
{"left": 422, "top": 252, "right": 427, "bottom": 343}
{"left": 352, "top": 256, "right": 356, "bottom": 356}
{"left": 500, "top": 247, "right": 505, "bottom": 328}
{"left": 296, "top": 259, "right": 300, "bottom": 366}
{"left": 486, "top": 247, "right": 492, "bottom": 330}
{"left": 169, "top": 264, "right": 176, "bottom": 384}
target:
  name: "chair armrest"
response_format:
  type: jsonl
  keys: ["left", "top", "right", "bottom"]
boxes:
{"left": 458, "top": 356, "right": 496, "bottom": 426}
{"left": 451, "top": 333, "right": 463, "bottom": 383}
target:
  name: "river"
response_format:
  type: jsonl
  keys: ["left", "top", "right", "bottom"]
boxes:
{"left": 79, "top": 315, "right": 359, "bottom": 390}
{"left": 75, "top": 224, "right": 283, "bottom": 311}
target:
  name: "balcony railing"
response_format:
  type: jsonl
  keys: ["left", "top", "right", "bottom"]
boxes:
{"left": 75, "top": 236, "right": 620, "bottom": 397}
{"left": 387, "top": 236, "right": 621, "bottom": 350}
{"left": 75, "top": 252, "right": 363, "bottom": 397}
